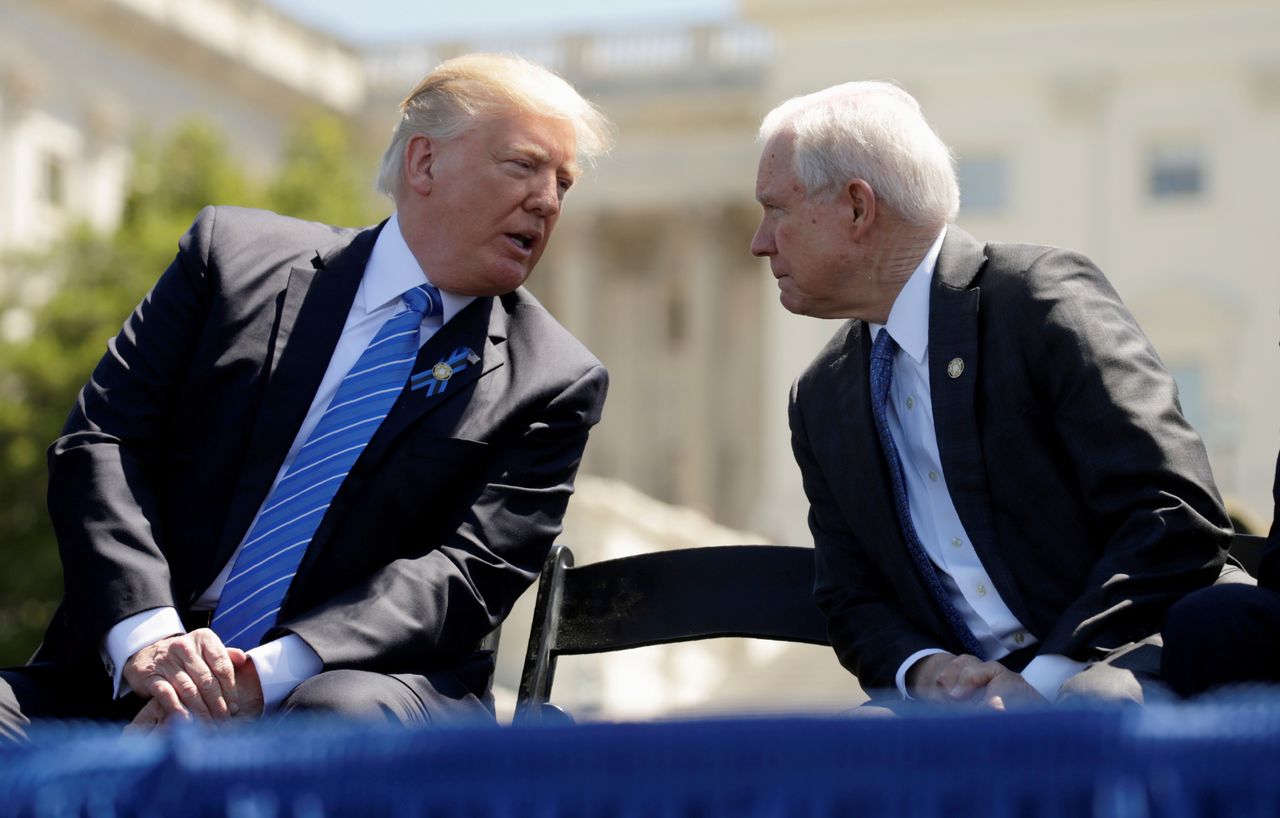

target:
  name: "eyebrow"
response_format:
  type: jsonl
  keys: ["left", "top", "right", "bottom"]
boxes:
{"left": 511, "top": 142, "right": 581, "bottom": 179}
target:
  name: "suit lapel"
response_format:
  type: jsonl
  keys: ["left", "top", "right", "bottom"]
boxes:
{"left": 929, "top": 227, "right": 1032, "bottom": 625}
{"left": 830, "top": 323, "right": 906, "bottom": 560}
{"left": 291, "top": 295, "right": 507, "bottom": 582}
{"left": 364, "top": 295, "right": 503, "bottom": 460}
{"left": 212, "top": 226, "right": 377, "bottom": 574}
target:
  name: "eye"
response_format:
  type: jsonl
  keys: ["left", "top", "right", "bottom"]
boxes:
{"left": 508, "top": 158, "right": 534, "bottom": 172}
{"left": 557, "top": 176, "right": 573, "bottom": 195}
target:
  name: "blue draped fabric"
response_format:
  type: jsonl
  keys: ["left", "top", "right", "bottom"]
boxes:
{"left": 4, "top": 701, "right": 1280, "bottom": 817}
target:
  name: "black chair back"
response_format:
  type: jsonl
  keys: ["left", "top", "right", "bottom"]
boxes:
{"left": 514, "top": 544, "right": 828, "bottom": 724}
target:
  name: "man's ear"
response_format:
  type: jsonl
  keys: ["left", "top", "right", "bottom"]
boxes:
{"left": 845, "top": 178, "right": 877, "bottom": 238}
{"left": 403, "top": 134, "right": 435, "bottom": 197}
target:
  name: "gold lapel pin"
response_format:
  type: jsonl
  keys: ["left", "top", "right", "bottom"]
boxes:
{"left": 947, "top": 357, "right": 964, "bottom": 379}
{"left": 431, "top": 362, "right": 453, "bottom": 381}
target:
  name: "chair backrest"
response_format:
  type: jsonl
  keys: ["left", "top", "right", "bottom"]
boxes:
{"left": 514, "top": 544, "right": 829, "bottom": 723}
{"left": 1230, "top": 531, "right": 1268, "bottom": 576}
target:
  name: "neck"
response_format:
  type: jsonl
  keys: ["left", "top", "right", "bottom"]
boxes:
{"left": 861, "top": 221, "right": 943, "bottom": 324}
{"left": 392, "top": 197, "right": 436, "bottom": 276}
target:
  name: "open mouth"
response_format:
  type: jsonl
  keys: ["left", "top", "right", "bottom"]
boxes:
{"left": 506, "top": 232, "right": 536, "bottom": 252}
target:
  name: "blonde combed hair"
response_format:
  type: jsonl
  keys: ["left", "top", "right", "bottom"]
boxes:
{"left": 376, "top": 53, "right": 613, "bottom": 200}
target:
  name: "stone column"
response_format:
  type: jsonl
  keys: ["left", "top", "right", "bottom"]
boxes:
{"left": 547, "top": 210, "right": 608, "bottom": 477}
{"left": 84, "top": 96, "right": 129, "bottom": 235}
{"left": 546, "top": 210, "right": 599, "bottom": 343}
{"left": 0, "top": 59, "right": 42, "bottom": 255}
{"left": 666, "top": 204, "right": 721, "bottom": 516}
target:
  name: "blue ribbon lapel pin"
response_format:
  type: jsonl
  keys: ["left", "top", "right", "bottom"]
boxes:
{"left": 411, "top": 347, "right": 481, "bottom": 397}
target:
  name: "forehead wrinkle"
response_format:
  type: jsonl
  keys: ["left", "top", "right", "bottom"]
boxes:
{"left": 509, "top": 140, "right": 550, "bottom": 161}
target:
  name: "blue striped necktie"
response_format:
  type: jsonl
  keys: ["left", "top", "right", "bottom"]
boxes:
{"left": 869, "top": 328, "right": 986, "bottom": 659}
{"left": 212, "top": 284, "right": 443, "bottom": 648}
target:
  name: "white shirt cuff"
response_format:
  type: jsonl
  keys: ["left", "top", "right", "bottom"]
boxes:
{"left": 245, "top": 634, "right": 323, "bottom": 712}
{"left": 896, "top": 648, "right": 949, "bottom": 700}
{"left": 101, "top": 607, "right": 186, "bottom": 699}
{"left": 1020, "top": 654, "right": 1088, "bottom": 701}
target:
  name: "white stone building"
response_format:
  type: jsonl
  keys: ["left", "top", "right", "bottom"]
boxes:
{"left": 0, "top": 0, "right": 363, "bottom": 253}
{"left": 2, "top": 0, "right": 1278, "bottom": 718}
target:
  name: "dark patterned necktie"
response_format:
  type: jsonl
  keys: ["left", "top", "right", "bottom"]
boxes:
{"left": 212, "top": 284, "right": 442, "bottom": 648}
{"left": 869, "top": 328, "right": 985, "bottom": 659}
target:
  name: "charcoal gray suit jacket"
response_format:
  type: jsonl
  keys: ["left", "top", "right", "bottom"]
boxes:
{"left": 37, "top": 206, "right": 607, "bottom": 700}
{"left": 790, "top": 226, "right": 1230, "bottom": 692}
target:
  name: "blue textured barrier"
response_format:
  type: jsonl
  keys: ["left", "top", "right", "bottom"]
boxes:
{"left": 3, "top": 702, "right": 1280, "bottom": 817}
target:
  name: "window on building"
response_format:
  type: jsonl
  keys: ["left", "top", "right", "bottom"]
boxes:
{"left": 957, "top": 156, "right": 1009, "bottom": 215}
{"left": 40, "top": 152, "right": 67, "bottom": 208}
{"left": 1147, "top": 144, "right": 1205, "bottom": 200}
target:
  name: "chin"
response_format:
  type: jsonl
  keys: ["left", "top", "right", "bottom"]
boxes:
{"left": 475, "top": 265, "right": 533, "bottom": 297}
{"left": 778, "top": 292, "right": 808, "bottom": 316}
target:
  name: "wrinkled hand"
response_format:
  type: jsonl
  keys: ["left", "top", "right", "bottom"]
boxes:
{"left": 972, "top": 663, "right": 1048, "bottom": 710}
{"left": 122, "top": 628, "right": 242, "bottom": 723}
{"left": 909, "top": 653, "right": 1047, "bottom": 710}
{"left": 127, "top": 649, "right": 264, "bottom": 734}
{"left": 229, "top": 651, "right": 264, "bottom": 718}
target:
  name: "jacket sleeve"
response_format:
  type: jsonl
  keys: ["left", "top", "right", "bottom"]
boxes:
{"left": 46, "top": 207, "right": 219, "bottom": 657}
{"left": 1013, "top": 247, "right": 1231, "bottom": 658}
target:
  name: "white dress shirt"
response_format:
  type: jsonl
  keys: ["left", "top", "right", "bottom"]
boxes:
{"left": 103, "top": 213, "right": 475, "bottom": 710}
{"left": 870, "top": 227, "right": 1085, "bottom": 701}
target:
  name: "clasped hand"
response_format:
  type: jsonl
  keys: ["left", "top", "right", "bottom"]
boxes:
{"left": 909, "top": 653, "right": 1047, "bottom": 710}
{"left": 122, "top": 628, "right": 264, "bottom": 733}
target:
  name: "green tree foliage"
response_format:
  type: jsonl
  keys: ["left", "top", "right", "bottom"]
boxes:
{"left": 0, "top": 114, "right": 384, "bottom": 664}
{"left": 270, "top": 113, "right": 381, "bottom": 227}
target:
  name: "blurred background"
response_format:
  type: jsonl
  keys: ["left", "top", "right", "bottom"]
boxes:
{"left": 1, "top": 0, "right": 1276, "bottom": 721}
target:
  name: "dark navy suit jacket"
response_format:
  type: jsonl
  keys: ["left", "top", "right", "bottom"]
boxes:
{"left": 790, "top": 226, "right": 1230, "bottom": 691}
{"left": 38, "top": 206, "right": 607, "bottom": 699}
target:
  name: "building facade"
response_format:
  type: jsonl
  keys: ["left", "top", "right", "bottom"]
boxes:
{"left": 2, "top": 0, "right": 1277, "bottom": 715}
{"left": 0, "top": 0, "right": 363, "bottom": 254}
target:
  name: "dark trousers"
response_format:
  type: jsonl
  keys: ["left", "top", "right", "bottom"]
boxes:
{"left": 0, "top": 660, "right": 495, "bottom": 743}
{"left": 1162, "top": 581, "right": 1280, "bottom": 697}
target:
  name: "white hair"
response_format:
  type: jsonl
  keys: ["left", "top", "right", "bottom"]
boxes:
{"left": 758, "top": 81, "right": 959, "bottom": 226}
{"left": 376, "top": 53, "right": 613, "bottom": 200}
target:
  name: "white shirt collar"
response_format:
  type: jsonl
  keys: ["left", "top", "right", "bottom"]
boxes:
{"left": 868, "top": 225, "right": 947, "bottom": 364}
{"left": 359, "top": 212, "right": 475, "bottom": 323}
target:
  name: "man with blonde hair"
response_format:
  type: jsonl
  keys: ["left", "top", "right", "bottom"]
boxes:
{"left": 1, "top": 54, "right": 611, "bottom": 738}
{"left": 753, "top": 81, "right": 1236, "bottom": 708}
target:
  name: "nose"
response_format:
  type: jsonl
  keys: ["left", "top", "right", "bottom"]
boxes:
{"left": 750, "top": 221, "right": 774, "bottom": 257}
{"left": 526, "top": 173, "right": 562, "bottom": 217}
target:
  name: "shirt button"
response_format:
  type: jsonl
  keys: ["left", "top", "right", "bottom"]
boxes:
{"left": 905, "top": 396, "right": 915, "bottom": 409}
{"left": 1014, "top": 632, "right": 1026, "bottom": 645}
{"left": 951, "top": 537, "right": 963, "bottom": 548}
{"left": 928, "top": 470, "right": 938, "bottom": 482}
{"left": 976, "top": 583, "right": 987, "bottom": 597}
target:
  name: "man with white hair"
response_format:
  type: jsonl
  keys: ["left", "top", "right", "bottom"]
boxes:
{"left": 752, "top": 81, "right": 1235, "bottom": 707}
{"left": 0, "top": 54, "right": 611, "bottom": 738}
